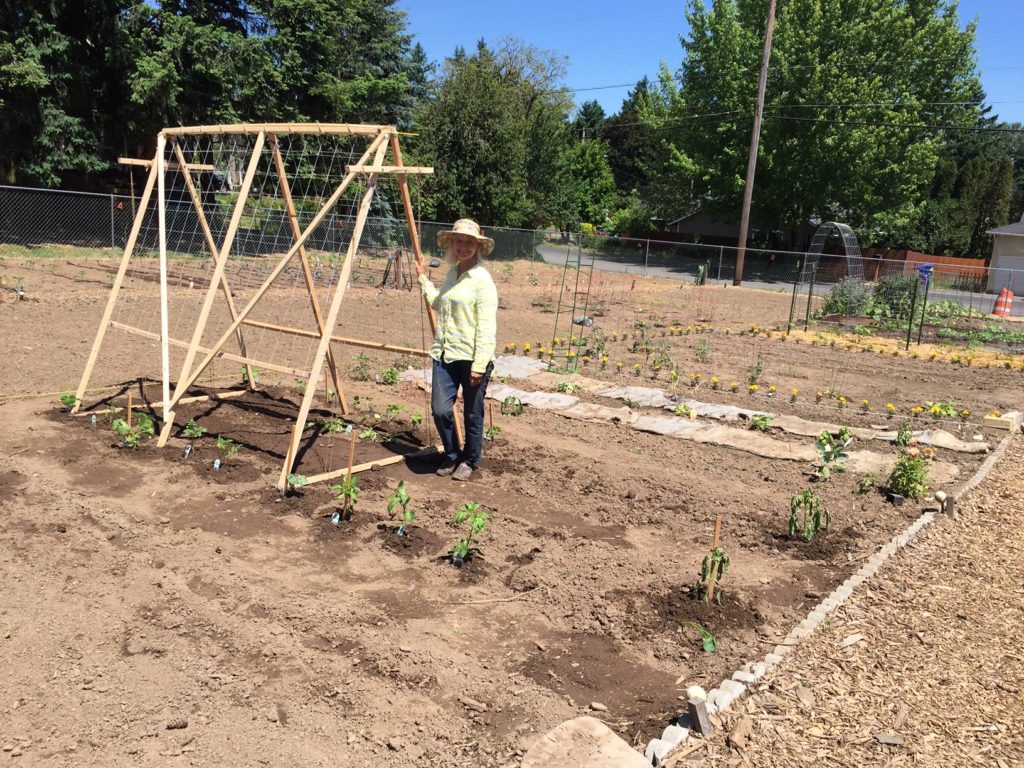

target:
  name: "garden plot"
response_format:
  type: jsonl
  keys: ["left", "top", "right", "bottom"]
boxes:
{"left": 0, "top": 255, "right": 1018, "bottom": 767}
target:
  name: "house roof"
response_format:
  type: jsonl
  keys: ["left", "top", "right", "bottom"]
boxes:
{"left": 988, "top": 217, "right": 1024, "bottom": 237}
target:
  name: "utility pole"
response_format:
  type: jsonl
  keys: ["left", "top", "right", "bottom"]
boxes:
{"left": 733, "top": 0, "right": 778, "bottom": 286}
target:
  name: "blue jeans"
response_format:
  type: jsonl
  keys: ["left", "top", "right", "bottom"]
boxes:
{"left": 431, "top": 357, "right": 493, "bottom": 467}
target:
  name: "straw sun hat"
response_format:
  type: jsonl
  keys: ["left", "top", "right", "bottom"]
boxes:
{"left": 436, "top": 218, "right": 495, "bottom": 256}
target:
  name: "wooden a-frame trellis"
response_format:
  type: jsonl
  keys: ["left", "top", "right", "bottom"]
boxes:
{"left": 73, "top": 123, "right": 437, "bottom": 491}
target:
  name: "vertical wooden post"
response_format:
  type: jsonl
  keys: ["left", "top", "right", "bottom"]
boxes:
{"left": 268, "top": 134, "right": 350, "bottom": 415}
{"left": 276, "top": 138, "right": 388, "bottom": 491}
{"left": 157, "top": 133, "right": 171, "bottom": 413}
{"left": 170, "top": 139, "right": 255, "bottom": 390}
{"left": 157, "top": 131, "right": 266, "bottom": 447}
{"left": 72, "top": 155, "right": 160, "bottom": 413}
{"left": 705, "top": 513, "right": 723, "bottom": 604}
{"left": 389, "top": 133, "right": 463, "bottom": 446}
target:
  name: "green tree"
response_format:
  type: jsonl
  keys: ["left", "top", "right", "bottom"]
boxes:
{"left": 572, "top": 99, "right": 606, "bottom": 139}
{"left": 648, "top": 0, "right": 985, "bottom": 247}
{"left": 604, "top": 77, "right": 657, "bottom": 193}
{"left": 416, "top": 38, "right": 575, "bottom": 227}
{"left": 555, "top": 139, "right": 617, "bottom": 229}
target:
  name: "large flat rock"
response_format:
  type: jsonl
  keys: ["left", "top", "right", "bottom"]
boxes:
{"left": 522, "top": 716, "right": 650, "bottom": 768}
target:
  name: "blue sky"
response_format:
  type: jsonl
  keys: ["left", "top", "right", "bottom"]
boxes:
{"left": 400, "top": 0, "right": 1024, "bottom": 124}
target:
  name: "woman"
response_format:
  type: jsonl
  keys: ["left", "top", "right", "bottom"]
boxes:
{"left": 414, "top": 219, "right": 498, "bottom": 481}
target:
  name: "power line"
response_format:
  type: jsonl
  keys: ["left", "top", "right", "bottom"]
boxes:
{"left": 765, "top": 114, "right": 1024, "bottom": 132}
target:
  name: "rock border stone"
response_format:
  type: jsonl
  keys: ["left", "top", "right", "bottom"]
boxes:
{"left": 642, "top": 428, "right": 1016, "bottom": 765}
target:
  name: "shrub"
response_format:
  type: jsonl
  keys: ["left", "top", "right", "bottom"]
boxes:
{"left": 888, "top": 453, "right": 930, "bottom": 499}
{"left": 821, "top": 278, "right": 870, "bottom": 317}
{"left": 871, "top": 275, "right": 918, "bottom": 320}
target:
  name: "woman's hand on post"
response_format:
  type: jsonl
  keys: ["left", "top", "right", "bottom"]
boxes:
{"left": 414, "top": 251, "right": 426, "bottom": 277}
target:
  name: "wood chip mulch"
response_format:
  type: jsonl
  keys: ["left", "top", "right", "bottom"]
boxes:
{"left": 675, "top": 435, "right": 1024, "bottom": 767}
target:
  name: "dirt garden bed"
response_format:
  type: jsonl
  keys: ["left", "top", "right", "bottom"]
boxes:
{"left": 0, "top": 254, "right": 1014, "bottom": 766}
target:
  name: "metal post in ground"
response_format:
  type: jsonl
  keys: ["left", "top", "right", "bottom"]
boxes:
{"left": 717, "top": 246, "right": 724, "bottom": 282}
{"left": 917, "top": 270, "right": 933, "bottom": 345}
{"left": 110, "top": 194, "right": 116, "bottom": 255}
{"left": 804, "top": 264, "right": 817, "bottom": 332}
{"left": 787, "top": 259, "right": 802, "bottom": 335}
{"left": 905, "top": 277, "right": 920, "bottom": 351}
{"left": 644, "top": 239, "right": 650, "bottom": 277}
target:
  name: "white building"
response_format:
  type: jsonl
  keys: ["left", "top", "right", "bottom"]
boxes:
{"left": 987, "top": 216, "right": 1024, "bottom": 294}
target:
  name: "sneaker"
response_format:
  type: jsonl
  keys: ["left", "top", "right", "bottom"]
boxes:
{"left": 436, "top": 459, "right": 459, "bottom": 477}
{"left": 451, "top": 462, "right": 474, "bottom": 481}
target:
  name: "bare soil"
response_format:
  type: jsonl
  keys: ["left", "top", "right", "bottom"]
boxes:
{"left": 0, "top": 254, "right": 1014, "bottom": 766}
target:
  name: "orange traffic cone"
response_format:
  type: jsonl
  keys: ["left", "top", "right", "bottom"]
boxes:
{"left": 993, "top": 287, "right": 1014, "bottom": 318}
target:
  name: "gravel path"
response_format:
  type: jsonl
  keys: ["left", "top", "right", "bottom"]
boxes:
{"left": 677, "top": 435, "right": 1024, "bottom": 767}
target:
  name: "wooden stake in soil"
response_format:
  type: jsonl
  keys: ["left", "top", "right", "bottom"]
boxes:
{"left": 488, "top": 402, "right": 494, "bottom": 432}
{"left": 705, "top": 513, "right": 723, "bottom": 604}
{"left": 126, "top": 393, "right": 132, "bottom": 429}
{"left": 342, "top": 430, "right": 357, "bottom": 518}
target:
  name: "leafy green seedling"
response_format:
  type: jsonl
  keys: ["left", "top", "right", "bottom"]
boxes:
{"left": 59, "top": 393, "right": 79, "bottom": 411}
{"left": 287, "top": 474, "right": 307, "bottom": 491}
{"left": 556, "top": 381, "right": 579, "bottom": 394}
{"left": 854, "top": 474, "right": 876, "bottom": 495}
{"left": 387, "top": 481, "right": 415, "bottom": 536}
{"left": 112, "top": 413, "right": 154, "bottom": 449}
{"left": 895, "top": 422, "right": 913, "bottom": 447}
{"left": 358, "top": 427, "right": 379, "bottom": 442}
{"left": 330, "top": 475, "right": 360, "bottom": 522}
{"left": 380, "top": 367, "right": 400, "bottom": 385}
{"left": 815, "top": 429, "right": 850, "bottom": 479}
{"left": 790, "top": 489, "right": 830, "bottom": 541}
{"left": 216, "top": 436, "right": 240, "bottom": 461}
{"left": 696, "top": 546, "right": 730, "bottom": 604}
{"left": 410, "top": 412, "right": 424, "bottom": 428}
{"left": 295, "top": 378, "right": 308, "bottom": 394}
{"left": 750, "top": 414, "right": 774, "bottom": 432}
{"left": 680, "top": 621, "right": 718, "bottom": 653}
{"left": 500, "top": 396, "right": 523, "bottom": 416}
{"left": 484, "top": 425, "right": 502, "bottom": 441}
{"left": 183, "top": 419, "right": 207, "bottom": 441}
{"left": 673, "top": 403, "right": 695, "bottom": 419}
{"left": 888, "top": 453, "right": 930, "bottom": 499}
{"left": 450, "top": 502, "right": 489, "bottom": 567}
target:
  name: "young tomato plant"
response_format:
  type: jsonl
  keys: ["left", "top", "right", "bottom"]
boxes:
{"left": 888, "top": 452, "right": 930, "bottom": 499}
{"left": 790, "top": 489, "right": 830, "bottom": 541}
{"left": 216, "top": 436, "right": 240, "bottom": 464}
{"left": 112, "top": 413, "right": 155, "bottom": 449}
{"left": 750, "top": 414, "right": 774, "bottom": 432}
{"left": 814, "top": 429, "right": 850, "bottom": 479}
{"left": 330, "top": 475, "right": 360, "bottom": 522}
{"left": 695, "top": 546, "right": 730, "bottom": 604}
{"left": 59, "top": 393, "right": 79, "bottom": 411}
{"left": 500, "top": 396, "right": 524, "bottom": 416}
{"left": 679, "top": 621, "right": 718, "bottom": 653}
{"left": 387, "top": 480, "right": 415, "bottom": 536}
{"left": 379, "top": 367, "right": 400, "bottom": 385}
{"left": 894, "top": 421, "right": 913, "bottom": 447}
{"left": 484, "top": 425, "right": 502, "bottom": 440}
{"left": 450, "top": 502, "right": 489, "bottom": 567}
{"left": 556, "top": 381, "right": 579, "bottom": 394}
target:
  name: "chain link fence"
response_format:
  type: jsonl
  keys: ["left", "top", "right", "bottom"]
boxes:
{"left": 4, "top": 184, "right": 1023, "bottom": 351}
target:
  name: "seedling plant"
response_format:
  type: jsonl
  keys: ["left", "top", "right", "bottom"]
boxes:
{"left": 484, "top": 425, "right": 502, "bottom": 440}
{"left": 112, "top": 413, "right": 155, "bottom": 449}
{"left": 216, "top": 436, "right": 240, "bottom": 465}
{"left": 59, "top": 393, "right": 79, "bottom": 411}
{"left": 696, "top": 546, "right": 730, "bottom": 604}
{"left": 450, "top": 501, "right": 489, "bottom": 567}
{"left": 790, "top": 489, "right": 830, "bottom": 541}
{"left": 500, "top": 396, "right": 523, "bottom": 416}
{"left": 679, "top": 621, "right": 718, "bottom": 653}
{"left": 814, "top": 429, "right": 850, "bottom": 480}
{"left": 330, "top": 475, "right": 361, "bottom": 522}
{"left": 888, "top": 453, "right": 930, "bottom": 499}
{"left": 750, "top": 414, "right": 774, "bottom": 432}
{"left": 387, "top": 481, "right": 415, "bottom": 536}
{"left": 182, "top": 418, "right": 207, "bottom": 458}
